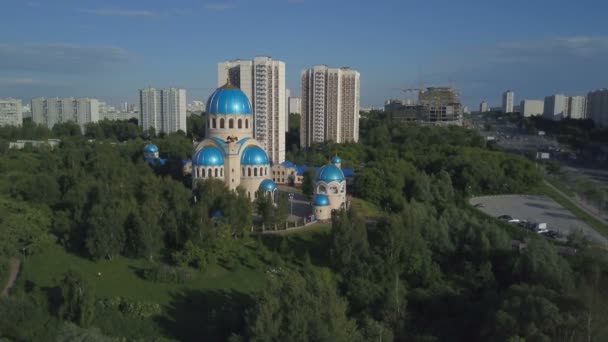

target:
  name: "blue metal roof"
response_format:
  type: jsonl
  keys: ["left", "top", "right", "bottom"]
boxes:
{"left": 313, "top": 194, "right": 330, "bottom": 206}
{"left": 259, "top": 179, "right": 277, "bottom": 192}
{"left": 241, "top": 145, "right": 270, "bottom": 165}
{"left": 316, "top": 164, "right": 345, "bottom": 183}
{"left": 206, "top": 85, "right": 252, "bottom": 115}
{"left": 342, "top": 168, "right": 355, "bottom": 177}
{"left": 193, "top": 147, "right": 225, "bottom": 166}
{"left": 143, "top": 143, "right": 158, "bottom": 153}
{"left": 281, "top": 161, "right": 296, "bottom": 168}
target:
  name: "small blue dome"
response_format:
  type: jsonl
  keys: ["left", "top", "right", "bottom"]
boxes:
{"left": 316, "top": 165, "right": 345, "bottom": 183}
{"left": 259, "top": 179, "right": 277, "bottom": 192}
{"left": 241, "top": 145, "right": 270, "bottom": 165}
{"left": 144, "top": 144, "right": 158, "bottom": 153}
{"left": 331, "top": 156, "right": 342, "bottom": 164}
{"left": 313, "top": 194, "right": 330, "bottom": 207}
{"left": 281, "top": 161, "right": 296, "bottom": 168}
{"left": 193, "top": 147, "right": 225, "bottom": 166}
{"left": 206, "top": 83, "right": 252, "bottom": 115}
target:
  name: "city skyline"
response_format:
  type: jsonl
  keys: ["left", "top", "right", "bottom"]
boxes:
{"left": 1, "top": 0, "right": 608, "bottom": 108}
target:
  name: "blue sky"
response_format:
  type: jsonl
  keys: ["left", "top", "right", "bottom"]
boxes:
{"left": 1, "top": 0, "right": 607, "bottom": 108}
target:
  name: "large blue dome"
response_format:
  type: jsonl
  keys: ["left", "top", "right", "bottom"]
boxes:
{"left": 316, "top": 164, "right": 345, "bottom": 183}
{"left": 193, "top": 147, "right": 225, "bottom": 166}
{"left": 143, "top": 143, "right": 158, "bottom": 153}
{"left": 206, "top": 83, "right": 252, "bottom": 115}
{"left": 259, "top": 179, "right": 277, "bottom": 192}
{"left": 313, "top": 194, "right": 330, "bottom": 207}
{"left": 241, "top": 145, "right": 270, "bottom": 165}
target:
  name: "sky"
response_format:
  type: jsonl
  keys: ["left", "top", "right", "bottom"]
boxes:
{"left": 1, "top": 0, "right": 608, "bottom": 109}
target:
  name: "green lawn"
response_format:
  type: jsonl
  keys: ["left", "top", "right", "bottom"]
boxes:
{"left": 350, "top": 197, "right": 382, "bottom": 218}
{"left": 531, "top": 181, "right": 608, "bottom": 238}
{"left": 20, "top": 242, "right": 267, "bottom": 306}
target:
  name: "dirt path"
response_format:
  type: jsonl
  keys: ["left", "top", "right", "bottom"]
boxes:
{"left": 1, "top": 257, "right": 21, "bottom": 297}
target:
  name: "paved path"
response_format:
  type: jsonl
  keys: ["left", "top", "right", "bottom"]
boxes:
{"left": 544, "top": 180, "right": 608, "bottom": 224}
{"left": 1, "top": 257, "right": 21, "bottom": 297}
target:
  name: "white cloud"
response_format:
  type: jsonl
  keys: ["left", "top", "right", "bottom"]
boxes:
{"left": 81, "top": 8, "right": 156, "bottom": 17}
{"left": 0, "top": 43, "right": 133, "bottom": 74}
{"left": 0, "top": 77, "right": 61, "bottom": 87}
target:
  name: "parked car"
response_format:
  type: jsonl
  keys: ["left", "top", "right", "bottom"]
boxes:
{"left": 473, "top": 203, "right": 486, "bottom": 208}
{"left": 498, "top": 215, "right": 513, "bottom": 221}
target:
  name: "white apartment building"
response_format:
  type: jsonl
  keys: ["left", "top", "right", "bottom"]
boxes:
{"left": 218, "top": 57, "right": 286, "bottom": 163}
{"left": 300, "top": 65, "right": 360, "bottom": 148}
{"left": 139, "top": 88, "right": 186, "bottom": 134}
{"left": 543, "top": 94, "right": 568, "bottom": 121}
{"left": 502, "top": 90, "right": 514, "bottom": 113}
{"left": 0, "top": 99, "right": 23, "bottom": 126}
{"left": 31, "top": 97, "right": 99, "bottom": 129}
{"left": 520, "top": 99, "right": 544, "bottom": 117}
{"left": 289, "top": 97, "right": 301, "bottom": 115}
{"left": 587, "top": 89, "right": 608, "bottom": 127}
{"left": 479, "top": 101, "right": 489, "bottom": 113}
{"left": 567, "top": 96, "right": 587, "bottom": 119}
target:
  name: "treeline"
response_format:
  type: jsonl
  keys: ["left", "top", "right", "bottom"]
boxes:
{"left": 525, "top": 116, "right": 608, "bottom": 153}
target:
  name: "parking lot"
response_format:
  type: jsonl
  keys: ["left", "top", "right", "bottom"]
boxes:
{"left": 470, "top": 194, "right": 608, "bottom": 245}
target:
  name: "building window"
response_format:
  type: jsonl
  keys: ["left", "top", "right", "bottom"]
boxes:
{"left": 248, "top": 167, "right": 251, "bottom": 177}
{"left": 212, "top": 118, "right": 216, "bottom": 128}
{"left": 221, "top": 168, "right": 223, "bottom": 177}
{"left": 229, "top": 119, "right": 234, "bottom": 128}
{"left": 242, "top": 167, "right": 245, "bottom": 176}
{"left": 208, "top": 168, "right": 212, "bottom": 177}
{"left": 245, "top": 119, "right": 249, "bottom": 129}
{"left": 238, "top": 119, "right": 242, "bottom": 129}
{"left": 215, "top": 168, "right": 218, "bottom": 177}
{"left": 254, "top": 168, "right": 258, "bottom": 177}
{"left": 220, "top": 118, "right": 225, "bottom": 128}
{"left": 202, "top": 168, "right": 205, "bottom": 177}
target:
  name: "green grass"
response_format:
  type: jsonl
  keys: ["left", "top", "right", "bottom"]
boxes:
{"left": 531, "top": 181, "right": 608, "bottom": 238}
{"left": 350, "top": 197, "right": 382, "bottom": 218}
{"left": 20, "top": 243, "right": 267, "bottom": 306}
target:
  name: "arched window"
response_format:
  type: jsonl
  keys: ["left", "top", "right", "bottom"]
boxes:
{"left": 208, "top": 168, "right": 212, "bottom": 177}
{"left": 212, "top": 118, "right": 216, "bottom": 128}
{"left": 229, "top": 119, "right": 234, "bottom": 128}
{"left": 215, "top": 168, "right": 218, "bottom": 177}
{"left": 220, "top": 118, "right": 225, "bottom": 128}
{"left": 248, "top": 167, "right": 251, "bottom": 177}
{"left": 254, "top": 168, "right": 258, "bottom": 177}
{"left": 238, "top": 119, "right": 242, "bottom": 129}
{"left": 221, "top": 168, "right": 224, "bottom": 177}
{"left": 202, "top": 168, "right": 205, "bottom": 178}
{"left": 245, "top": 119, "right": 249, "bottom": 129}
{"left": 242, "top": 167, "right": 245, "bottom": 176}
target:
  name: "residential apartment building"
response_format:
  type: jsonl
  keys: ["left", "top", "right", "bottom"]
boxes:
{"left": 300, "top": 65, "right": 360, "bottom": 148}
{"left": 502, "top": 90, "right": 514, "bottom": 113}
{"left": 218, "top": 57, "right": 286, "bottom": 163}
{"left": 31, "top": 97, "right": 99, "bottom": 129}
{"left": 479, "top": 101, "right": 489, "bottom": 113}
{"left": 139, "top": 88, "right": 186, "bottom": 134}
{"left": 0, "top": 98, "right": 23, "bottom": 126}
{"left": 543, "top": 94, "right": 568, "bottom": 121}
{"left": 520, "top": 99, "right": 544, "bottom": 117}
{"left": 587, "top": 89, "right": 608, "bottom": 127}
{"left": 567, "top": 96, "right": 587, "bottom": 119}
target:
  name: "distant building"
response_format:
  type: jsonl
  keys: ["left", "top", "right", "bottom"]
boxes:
{"left": 587, "top": 89, "right": 608, "bottom": 127}
{"left": 543, "top": 94, "right": 568, "bottom": 121}
{"left": 520, "top": 99, "right": 544, "bottom": 117}
{"left": 288, "top": 97, "right": 301, "bottom": 115}
{"left": 99, "top": 111, "right": 139, "bottom": 121}
{"left": 502, "top": 90, "right": 514, "bottom": 113}
{"left": 479, "top": 101, "right": 489, "bottom": 113}
{"left": 139, "top": 88, "right": 187, "bottom": 134}
{"left": 300, "top": 65, "right": 360, "bottom": 147}
{"left": 0, "top": 98, "right": 23, "bottom": 126}
{"left": 9, "top": 139, "right": 61, "bottom": 149}
{"left": 567, "top": 96, "right": 587, "bottom": 119}
{"left": 31, "top": 97, "right": 99, "bottom": 130}
{"left": 218, "top": 56, "right": 286, "bottom": 163}
{"left": 418, "top": 87, "right": 463, "bottom": 124}
{"left": 384, "top": 100, "right": 425, "bottom": 121}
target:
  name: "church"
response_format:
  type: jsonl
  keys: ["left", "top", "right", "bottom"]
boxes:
{"left": 144, "top": 81, "right": 348, "bottom": 221}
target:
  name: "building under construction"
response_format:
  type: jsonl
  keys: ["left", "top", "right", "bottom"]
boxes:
{"left": 384, "top": 87, "right": 463, "bottom": 126}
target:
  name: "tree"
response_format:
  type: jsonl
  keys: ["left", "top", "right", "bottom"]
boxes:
{"left": 58, "top": 270, "right": 96, "bottom": 327}
{"left": 302, "top": 169, "right": 315, "bottom": 197}
{"left": 330, "top": 208, "right": 369, "bottom": 273}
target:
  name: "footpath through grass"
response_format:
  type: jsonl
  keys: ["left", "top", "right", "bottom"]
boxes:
{"left": 531, "top": 181, "right": 608, "bottom": 238}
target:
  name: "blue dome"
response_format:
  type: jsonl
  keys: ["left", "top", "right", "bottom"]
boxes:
{"left": 206, "top": 83, "right": 252, "bottom": 115}
{"left": 193, "top": 147, "right": 225, "bottom": 166}
{"left": 281, "top": 161, "right": 296, "bottom": 168}
{"left": 313, "top": 194, "right": 330, "bottom": 207}
{"left": 259, "top": 179, "right": 277, "bottom": 192}
{"left": 316, "top": 165, "right": 345, "bottom": 183}
{"left": 143, "top": 144, "right": 158, "bottom": 153}
{"left": 331, "top": 156, "right": 342, "bottom": 164}
{"left": 241, "top": 146, "right": 270, "bottom": 165}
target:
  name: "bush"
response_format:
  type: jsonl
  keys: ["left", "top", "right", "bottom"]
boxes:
{"left": 140, "top": 264, "right": 195, "bottom": 284}
{"left": 97, "top": 297, "right": 162, "bottom": 318}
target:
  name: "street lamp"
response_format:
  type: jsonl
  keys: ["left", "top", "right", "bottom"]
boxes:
{"left": 288, "top": 192, "right": 294, "bottom": 217}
